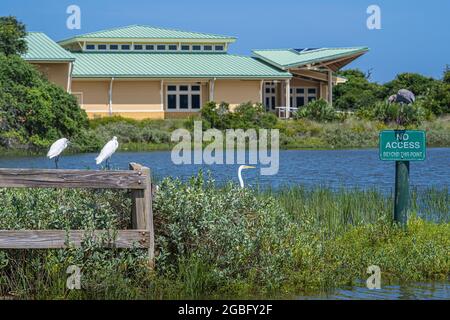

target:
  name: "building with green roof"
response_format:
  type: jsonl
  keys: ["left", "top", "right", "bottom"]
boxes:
{"left": 23, "top": 25, "right": 368, "bottom": 119}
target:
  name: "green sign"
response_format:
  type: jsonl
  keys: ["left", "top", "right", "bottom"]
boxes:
{"left": 379, "top": 130, "right": 426, "bottom": 161}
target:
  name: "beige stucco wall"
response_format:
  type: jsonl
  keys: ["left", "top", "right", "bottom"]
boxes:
{"left": 214, "top": 80, "right": 261, "bottom": 110}
{"left": 71, "top": 80, "right": 110, "bottom": 117}
{"left": 113, "top": 80, "right": 162, "bottom": 112}
{"left": 32, "top": 62, "right": 70, "bottom": 91}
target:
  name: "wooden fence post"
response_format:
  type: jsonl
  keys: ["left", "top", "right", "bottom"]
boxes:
{"left": 129, "top": 163, "right": 155, "bottom": 269}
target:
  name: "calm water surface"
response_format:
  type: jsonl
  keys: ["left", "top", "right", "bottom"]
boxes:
{"left": 0, "top": 148, "right": 449, "bottom": 191}
{"left": 299, "top": 282, "right": 449, "bottom": 300}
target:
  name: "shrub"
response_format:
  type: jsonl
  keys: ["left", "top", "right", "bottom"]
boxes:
{"left": 200, "top": 101, "right": 231, "bottom": 129}
{"left": 294, "top": 99, "right": 337, "bottom": 122}
{"left": 153, "top": 174, "right": 298, "bottom": 287}
{"left": 199, "top": 101, "right": 278, "bottom": 130}
{"left": 357, "top": 101, "right": 429, "bottom": 126}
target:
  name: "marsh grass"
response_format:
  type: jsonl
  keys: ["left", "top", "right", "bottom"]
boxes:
{"left": 0, "top": 177, "right": 448, "bottom": 299}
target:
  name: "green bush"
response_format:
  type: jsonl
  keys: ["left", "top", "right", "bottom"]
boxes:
{"left": 294, "top": 99, "right": 337, "bottom": 122}
{"left": 0, "top": 179, "right": 448, "bottom": 299}
{"left": 153, "top": 174, "right": 297, "bottom": 287}
{"left": 357, "top": 101, "right": 429, "bottom": 126}
{"left": 199, "top": 101, "right": 278, "bottom": 130}
{"left": 333, "top": 69, "right": 384, "bottom": 110}
{"left": 0, "top": 54, "right": 88, "bottom": 149}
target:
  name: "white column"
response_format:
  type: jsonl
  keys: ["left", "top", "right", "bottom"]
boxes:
{"left": 285, "top": 79, "right": 291, "bottom": 119}
{"left": 260, "top": 80, "right": 264, "bottom": 104}
{"left": 160, "top": 80, "right": 164, "bottom": 110}
{"left": 209, "top": 78, "right": 215, "bottom": 101}
{"left": 328, "top": 70, "right": 333, "bottom": 106}
{"left": 108, "top": 77, "right": 114, "bottom": 116}
{"left": 66, "top": 62, "right": 73, "bottom": 93}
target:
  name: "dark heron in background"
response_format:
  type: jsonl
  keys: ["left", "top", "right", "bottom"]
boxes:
{"left": 388, "top": 89, "right": 416, "bottom": 104}
{"left": 387, "top": 89, "right": 416, "bottom": 126}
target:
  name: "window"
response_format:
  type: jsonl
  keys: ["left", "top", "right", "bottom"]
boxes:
{"left": 86, "top": 44, "right": 96, "bottom": 50}
{"left": 157, "top": 44, "right": 166, "bottom": 51}
{"left": 307, "top": 88, "right": 317, "bottom": 102}
{"left": 263, "top": 83, "right": 277, "bottom": 111}
{"left": 204, "top": 45, "right": 212, "bottom": 51}
{"left": 290, "top": 87, "right": 317, "bottom": 108}
{"left": 121, "top": 44, "right": 131, "bottom": 50}
{"left": 214, "top": 45, "right": 224, "bottom": 51}
{"left": 98, "top": 44, "right": 107, "bottom": 50}
{"left": 180, "top": 95, "right": 189, "bottom": 109}
{"left": 166, "top": 84, "right": 202, "bottom": 111}
{"left": 134, "top": 44, "right": 143, "bottom": 50}
{"left": 145, "top": 44, "right": 154, "bottom": 51}
{"left": 168, "top": 94, "right": 177, "bottom": 109}
{"left": 181, "top": 45, "right": 190, "bottom": 51}
{"left": 110, "top": 44, "right": 119, "bottom": 50}
{"left": 168, "top": 44, "right": 178, "bottom": 51}
{"left": 192, "top": 45, "right": 201, "bottom": 51}
{"left": 191, "top": 95, "right": 201, "bottom": 109}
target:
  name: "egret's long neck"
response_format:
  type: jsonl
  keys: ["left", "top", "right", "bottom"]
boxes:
{"left": 238, "top": 167, "right": 244, "bottom": 188}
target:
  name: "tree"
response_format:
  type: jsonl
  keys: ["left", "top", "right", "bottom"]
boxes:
{"left": 0, "top": 54, "right": 88, "bottom": 148}
{"left": 383, "top": 73, "right": 437, "bottom": 97}
{"left": 443, "top": 65, "right": 450, "bottom": 84}
{"left": 0, "top": 16, "right": 27, "bottom": 56}
{"left": 333, "top": 69, "right": 384, "bottom": 110}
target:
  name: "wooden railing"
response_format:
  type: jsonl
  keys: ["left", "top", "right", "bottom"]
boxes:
{"left": 0, "top": 162, "right": 155, "bottom": 268}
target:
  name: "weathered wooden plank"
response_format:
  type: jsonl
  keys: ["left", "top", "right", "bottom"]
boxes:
{"left": 0, "top": 230, "right": 150, "bottom": 249}
{"left": 0, "top": 169, "right": 146, "bottom": 189}
{"left": 130, "top": 163, "right": 155, "bottom": 268}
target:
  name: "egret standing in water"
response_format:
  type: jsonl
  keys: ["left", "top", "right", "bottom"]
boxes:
{"left": 47, "top": 138, "right": 69, "bottom": 169}
{"left": 96, "top": 136, "right": 119, "bottom": 169}
{"left": 238, "top": 165, "right": 255, "bottom": 188}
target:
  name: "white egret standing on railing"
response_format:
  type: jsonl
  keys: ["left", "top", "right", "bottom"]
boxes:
{"left": 47, "top": 138, "right": 69, "bottom": 169}
{"left": 96, "top": 136, "right": 119, "bottom": 169}
{"left": 238, "top": 165, "right": 255, "bottom": 188}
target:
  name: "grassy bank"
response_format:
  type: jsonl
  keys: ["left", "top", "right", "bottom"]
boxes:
{"left": 0, "top": 175, "right": 448, "bottom": 299}
{"left": 1, "top": 116, "right": 449, "bottom": 156}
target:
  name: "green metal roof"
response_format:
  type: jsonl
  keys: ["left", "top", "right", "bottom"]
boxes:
{"left": 71, "top": 52, "right": 291, "bottom": 79}
{"left": 252, "top": 47, "right": 368, "bottom": 69}
{"left": 22, "top": 32, "right": 75, "bottom": 61}
{"left": 59, "top": 25, "right": 236, "bottom": 44}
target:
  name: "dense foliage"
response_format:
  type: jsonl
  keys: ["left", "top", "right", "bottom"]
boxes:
{"left": 294, "top": 99, "right": 338, "bottom": 122}
{"left": 0, "top": 54, "right": 88, "bottom": 149}
{"left": 199, "top": 101, "right": 278, "bottom": 130}
{"left": 334, "top": 68, "right": 450, "bottom": 116}
{"left": 0, "top": 177, "right": 448, "bottom": 299}
{"left": 333, "top": 69, "right": 384, "bottom": 110}
{"left": 0, "top": 16, "right": 27, "bottom": 56}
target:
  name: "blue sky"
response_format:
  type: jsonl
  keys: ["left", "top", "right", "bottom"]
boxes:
{"left": 1, "top": 0, "right": 449, "bottom": 83}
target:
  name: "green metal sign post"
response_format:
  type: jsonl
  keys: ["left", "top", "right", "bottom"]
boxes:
{"left": 379, "top": 130, "right": 426, "bottom": 227}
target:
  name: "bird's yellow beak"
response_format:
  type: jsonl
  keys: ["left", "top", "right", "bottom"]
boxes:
{"left": 243, "top": 165, "right": 256, "bottom": 169}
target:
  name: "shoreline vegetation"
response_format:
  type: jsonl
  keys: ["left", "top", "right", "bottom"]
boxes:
{"left": 0, "top": 175, "right": 448, "bottom": 299}
{"left": 1, "top": 115, "right": 449, "bottom": 157}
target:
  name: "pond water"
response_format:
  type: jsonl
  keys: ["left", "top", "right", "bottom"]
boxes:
{"left": 299, "top": 282, "right": 450, "bottom": 300}
{"left": 0, "top": 148, "right": 449, "bottom": 191}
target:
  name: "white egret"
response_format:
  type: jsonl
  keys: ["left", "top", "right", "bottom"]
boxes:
{"left": 47, "top": 138, "right": 69, "bottom": 169}
{"left": 238, "top": 165, "right": 255, "bottom": 188}
{"left": 96, "top": 136, "right": 119, "bottom": 169}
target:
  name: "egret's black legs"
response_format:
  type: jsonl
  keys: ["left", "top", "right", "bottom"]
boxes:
{"left": 106, "top": 158, "right": 110, "bottom": 170}
{"left": 55, "top": 156, "right": 60, "bottom": 169}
